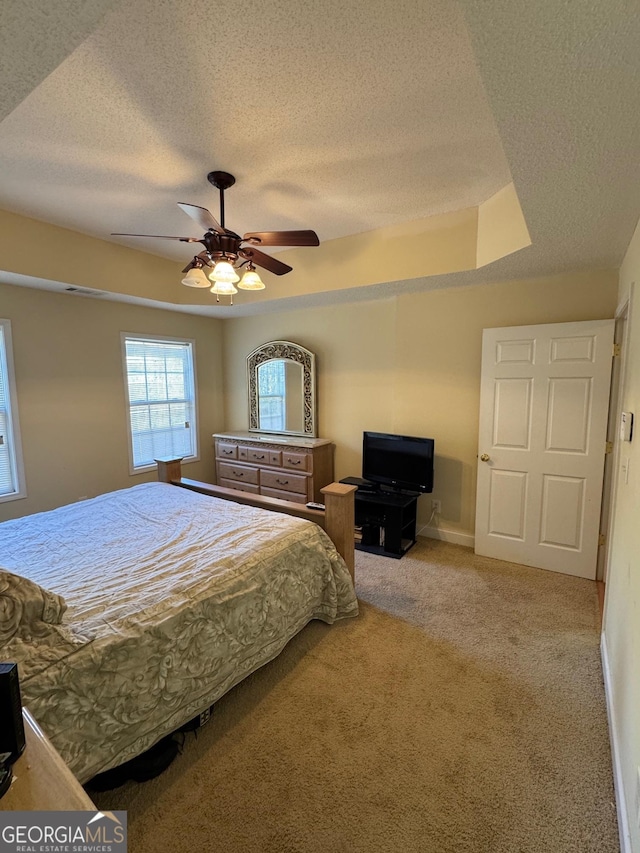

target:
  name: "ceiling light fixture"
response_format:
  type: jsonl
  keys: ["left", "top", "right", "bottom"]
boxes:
{"left": 114, "top": 170, "right": 320, "bottom": 307}
{"left": 238, "top": 263, "right": 265, "bottom": 291}
{"left": 208, "top": 259, "right": 240, "bottom": 284}
{"left": 209, "top": 278, "right": 238, "bottom": 303}
{"left": 181, "top": 266, "right": 210, "bottom": 288}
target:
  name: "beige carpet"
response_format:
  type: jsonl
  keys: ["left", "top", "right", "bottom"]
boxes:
{"left": 90, "top": 539, "right": 619, "bottom": 853}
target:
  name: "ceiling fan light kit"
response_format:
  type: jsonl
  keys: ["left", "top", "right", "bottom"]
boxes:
{"left": 210, "top": 280, "right": 238, "bottom": 298}
{"left": 238, "top": 265, "right": 265, "bottom": 291}
{"left": 112, "top": 170, "right": 319, "bottom": 306}
{"left": 209, "top": 259, "right": 239, "bottom": 284}
{"left": 180, "top": 267, "right": 210, "bottom": 288}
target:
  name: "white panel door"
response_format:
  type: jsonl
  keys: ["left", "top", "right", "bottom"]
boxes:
{"left": 475, "top": 319, "right": 614, "bottom": 578}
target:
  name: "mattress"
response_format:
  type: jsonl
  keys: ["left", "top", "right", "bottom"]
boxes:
{"left": 0, "top": 482, "right": 358, "bottom": 781}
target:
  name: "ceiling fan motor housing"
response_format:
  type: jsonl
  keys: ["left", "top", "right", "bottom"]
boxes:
{"left": 202, "top": 231, "right": 242, "bottom": 260}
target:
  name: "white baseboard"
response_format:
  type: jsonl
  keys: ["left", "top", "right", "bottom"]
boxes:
{"left": 418, "top": 525, "right": 475, "bottom": 549}
{"left": 601, "top": 631, "right": 633, "bottom": 853}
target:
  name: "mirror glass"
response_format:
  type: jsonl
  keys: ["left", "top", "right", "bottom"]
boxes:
{"left": 247, "top": 341, "right": 316, "bottom": 436}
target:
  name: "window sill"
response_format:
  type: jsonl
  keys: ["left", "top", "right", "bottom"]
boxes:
{"left": 0, "top": 489, "right": 27, "bottom": 504}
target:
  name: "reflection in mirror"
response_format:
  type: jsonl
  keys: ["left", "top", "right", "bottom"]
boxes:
{"left": 257, "top": 360, "right": 304, "bottom": 432}
{"left": 247, "top": 341, "right": 316, "bottom": 436}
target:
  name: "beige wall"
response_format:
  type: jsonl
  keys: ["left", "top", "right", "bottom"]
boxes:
{"left": 603, "top": 217, "right": 640, "bottom": 853}
{"left": 284, "top": 361, "right": 304, "bottom": 433}
{"left": 0, "top": 208, "right": 218, "bottom": 309}
{"left": 223, "top": 269, "right": 617, "bottom": 539}
{"left": 1, "top": 269, "right": 617, "bottom": 534}
{"left": 0, "top": 282, "right": 224, "bottom": 521}
{"left": 0, "top": 190, "right": 528, "bottom": 313}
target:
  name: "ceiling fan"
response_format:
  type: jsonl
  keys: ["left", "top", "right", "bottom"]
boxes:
{"left": 112, "top": 171, "right": 320, "bottom": 300}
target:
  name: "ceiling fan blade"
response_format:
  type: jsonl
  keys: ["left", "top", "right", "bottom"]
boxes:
{"left": 243, "top": 230, "right": 320, "bottom": 247}
{"left": 177, "top": 203, "right": 225, "bottom": 234}
{"left": 111, "top": 232, "right": 202, "bottom": 242}
{"left": 240, "top": 247, "right": 293, "bottom": 276}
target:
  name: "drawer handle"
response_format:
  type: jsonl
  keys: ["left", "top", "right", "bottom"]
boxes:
{"left": 233, "top": 470, "right": 244, "bottom": 477}
{"left": 223, "top": 449, "right": 233, "bottom": 455}
{"left": 276, "top": 479, "right": 289, "bottom": 485}
{"left": 287, "top": 458, "right": 301, "bottom": 465}
{"left": 254, "top": 454, "right": 265, "bottom": 460}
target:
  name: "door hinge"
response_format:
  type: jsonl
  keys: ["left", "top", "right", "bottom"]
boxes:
{"left": 598, "top": 533, "right": 606, "bottom": 547}
{"left": 613, "top": 343, "right": 621, "bottom": 357}
{"left": 605, "top": 441, "right": 613, "bottom": 454}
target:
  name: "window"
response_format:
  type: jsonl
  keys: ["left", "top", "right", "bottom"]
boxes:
{"left": 0, "top": 319, "right": 26, "bottom": 502}
{"left": 122, "top": 334, "right": 198, "bottom": 472}
{"left": 257, "top": 360, "right": 286, "bottom": 432}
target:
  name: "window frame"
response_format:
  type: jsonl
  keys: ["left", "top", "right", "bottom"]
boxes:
{"left": 0, "top": 318, "right": 27, "bottom": 503}
{"left": 121, "top": 332, "right": 199, "bottom": 475}
{"left": 257, "top": 359, "right": 287, "bottom": 432}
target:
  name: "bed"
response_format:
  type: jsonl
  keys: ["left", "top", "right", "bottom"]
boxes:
{"left": 0, "top": 468, "right": 358, "bottom": 783}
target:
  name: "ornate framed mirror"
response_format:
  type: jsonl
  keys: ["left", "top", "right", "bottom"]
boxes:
{"left": 247, "top": 341, "right": 316, "bottom": 437}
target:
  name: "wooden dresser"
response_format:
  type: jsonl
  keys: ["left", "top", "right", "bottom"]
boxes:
{"left": 213, "top": 432, "right": 334, "bottom": 504}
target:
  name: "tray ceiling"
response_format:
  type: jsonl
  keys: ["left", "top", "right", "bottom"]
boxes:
{"left": 1, "top": 0, "right": 639, "bottom": 316}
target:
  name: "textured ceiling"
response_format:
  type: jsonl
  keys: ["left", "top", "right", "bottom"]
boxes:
{"left": 1, "top": 0, "right": 640, "bottom": 317}
{"left": 0, "top": 0, "right": 510, "bottom": 257}
{"left": 0, "top": 0, "right": 120, "bottom": 121}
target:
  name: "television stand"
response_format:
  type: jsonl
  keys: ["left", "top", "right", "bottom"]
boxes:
{"left": 340, "top": 478, "right": 419, "bottom": 558}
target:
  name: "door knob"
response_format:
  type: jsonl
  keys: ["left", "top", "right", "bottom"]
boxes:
{"left": 480, "top": 453, "right": 490, "bottom": 462}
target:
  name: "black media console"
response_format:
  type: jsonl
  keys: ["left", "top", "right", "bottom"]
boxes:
{"left": 340, "top": 477, "right": 419, "bottom": 559}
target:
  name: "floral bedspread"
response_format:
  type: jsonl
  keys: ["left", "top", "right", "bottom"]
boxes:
{"left": 0, "top": 482, "right": 358, "bottom": 782}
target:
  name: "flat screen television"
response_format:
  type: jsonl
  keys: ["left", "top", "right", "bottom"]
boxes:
{"left": 362, "top": 431, "right": 434, "bottom": 494}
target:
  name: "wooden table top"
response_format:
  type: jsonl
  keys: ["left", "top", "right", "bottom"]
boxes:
{"left": 1, "top": 708, "right": 94, "bottom": 811}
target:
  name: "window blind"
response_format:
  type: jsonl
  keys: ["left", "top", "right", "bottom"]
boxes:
{"left": 124, "top": 337, "right": 197, "bottom": 469}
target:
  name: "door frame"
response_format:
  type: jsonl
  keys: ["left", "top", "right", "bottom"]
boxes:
{"left": 601, "top": 286, "right": 634, "bottom": 586}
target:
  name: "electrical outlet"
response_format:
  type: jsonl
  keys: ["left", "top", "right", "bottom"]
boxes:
{"left": 431, "top": 499, "right": 441, "bottom": 514}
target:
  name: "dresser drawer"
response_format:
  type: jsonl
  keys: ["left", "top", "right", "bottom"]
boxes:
{"left": 260, "top": 486, "right": 308, "bottom": 504}
{"left": 282, "top": 451, "right": 309, "bottom": 472}
{"left": 268, "top": 450, "right": 282, "bottom": 466}
{"left": 217, "top": 462, "right": 259, "bottom": 486}
{"left": 246, "top": 447, "right": 270, "bottom": 464}
{"left": 217, "top": 441, "right": 238, "bottom": 460}
{"left": 260, "top": 469, "right": 308, "bottom": 495}
{"left": 219, "top": 478, "right": 260, "bottom": 495}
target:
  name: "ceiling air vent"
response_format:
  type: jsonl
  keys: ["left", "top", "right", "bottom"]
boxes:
{"left": 64, "top": 286, "right": 106, "bottom": 297}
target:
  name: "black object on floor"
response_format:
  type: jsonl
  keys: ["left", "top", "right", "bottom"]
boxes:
{"left": 87, "top": 735, "right": 179, "bottom": 791}
{"left": 179, "top": 705, "right": 213, "bottom": 733}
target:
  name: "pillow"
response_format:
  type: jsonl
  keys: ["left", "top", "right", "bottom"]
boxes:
{"left": 0, "top": 569, "right": 67, "bottom": 646}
